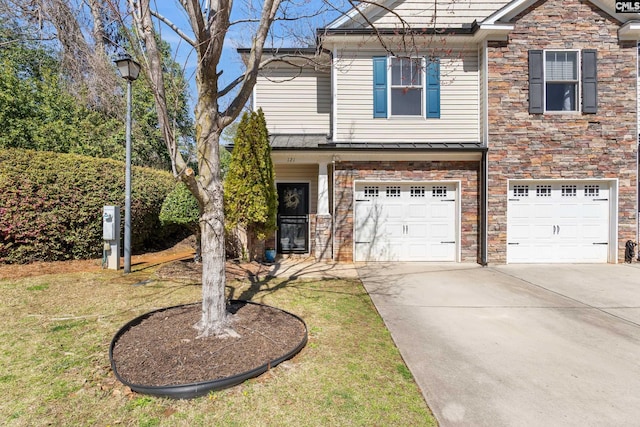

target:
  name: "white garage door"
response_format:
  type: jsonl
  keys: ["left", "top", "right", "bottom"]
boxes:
{"left": 507, "top": 181, "right": 610, "bottom": 263}
{"left": 354, "top": 182, "right": 457, "bottom": 262}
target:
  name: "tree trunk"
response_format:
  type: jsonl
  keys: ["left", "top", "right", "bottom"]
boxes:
{"left": 195, "top": 205, "right": 234, "bottom": 337}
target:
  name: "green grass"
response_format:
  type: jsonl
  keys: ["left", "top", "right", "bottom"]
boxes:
{"left": 0, "top": 266, "right": 435, "bottom": 426}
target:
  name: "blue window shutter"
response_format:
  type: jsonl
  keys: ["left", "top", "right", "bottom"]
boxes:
{"left": 373, "top": 56, "right": 387, "bottom": 118}
{"left": 426, "top": 58, "right": 440, "bottom": 118}
{"left": 582, "top": 49, "right": 597, "bottom": 114}
{"left": 528, "top": 50, "right": 544, "bottom": 114}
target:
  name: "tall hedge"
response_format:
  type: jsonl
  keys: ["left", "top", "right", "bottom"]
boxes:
{"left": 0, "top": 148, "right": 175, "bottom": 263}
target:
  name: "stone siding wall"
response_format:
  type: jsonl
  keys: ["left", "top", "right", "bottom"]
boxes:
{"left": 333, "top": 161, "right": 480, "bottom": 262}
{"left": 487, "top": 0, "right": 638, "bottom": 263}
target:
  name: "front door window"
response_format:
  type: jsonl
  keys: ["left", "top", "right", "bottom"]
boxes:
{"left": 277, "top": 183, "right": 309, "bottom": 253}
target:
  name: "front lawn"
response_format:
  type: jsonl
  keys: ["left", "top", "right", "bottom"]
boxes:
{"left": 0, "top": 263, "right": 435, "bottom": 426}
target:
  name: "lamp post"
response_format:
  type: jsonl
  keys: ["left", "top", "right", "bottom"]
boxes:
{"left": 114, "top": 54, "right": 140, "bottom": 273}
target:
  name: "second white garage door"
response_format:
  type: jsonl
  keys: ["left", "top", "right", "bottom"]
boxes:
{"left": 354, "top": 182, "right": 458, "bottom": 262}
{"left": 507, "top": 180, "right": 611, "bottom": 263}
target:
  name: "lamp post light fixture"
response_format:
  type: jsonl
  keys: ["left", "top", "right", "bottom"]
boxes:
{"left": 114, "top": 54, "right": 140, "bottom": 273}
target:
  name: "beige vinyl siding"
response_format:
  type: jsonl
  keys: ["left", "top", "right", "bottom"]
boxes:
{"left": 343, "top": 0, "right": 510, "bottom": 29}
{"left": 335, "top": 48, "right": 480, "bottom": 143}
{"left": 255, "top": 66, "right": 330, "bottom": 135}
{"left": 274, "top": 164, "right": 319, "bottom": 214}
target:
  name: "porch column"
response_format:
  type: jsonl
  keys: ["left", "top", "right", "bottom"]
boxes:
{"left": 315, "top": 161, "right": 332, "bottom": 260}
{"left": 318, "top": 161, "right": 330, "bottom": 215}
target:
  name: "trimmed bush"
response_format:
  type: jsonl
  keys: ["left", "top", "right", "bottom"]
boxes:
{"left": 159, "top": 182, "right": 200, "bottom": 229}
{"left": 0, "top": 148, "right": 175, "bottom": 263}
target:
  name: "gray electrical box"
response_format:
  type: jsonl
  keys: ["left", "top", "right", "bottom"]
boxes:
{"left": 102, "top": 206, "right": 120, "bottom": 270}
{"left": 103, "top": 206, "right": 119, "bottom": 240}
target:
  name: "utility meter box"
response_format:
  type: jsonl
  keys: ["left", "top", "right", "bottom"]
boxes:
{"left": 103, "top": 206, "right": 120, "bottom": 271}
{"left": 103, "top": 206, "right": 119, "bottom": 241}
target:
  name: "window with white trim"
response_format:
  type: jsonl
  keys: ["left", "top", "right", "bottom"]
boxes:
{"left": 545, "top": 51, "right": 579, "bottom": 112}
{"left": 529, "top": 49, "right": 597, "bottom": 114}
{"left": 390, "top": 57, "right": 423, "bottom": 116}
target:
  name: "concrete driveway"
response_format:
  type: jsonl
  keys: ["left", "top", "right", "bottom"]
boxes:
{"left": 357, "top": 263, "right": 640, "bottom": 426}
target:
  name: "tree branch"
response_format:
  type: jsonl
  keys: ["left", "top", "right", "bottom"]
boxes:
{"left": 150, "top": 8, "right": 196, "bottom": 47}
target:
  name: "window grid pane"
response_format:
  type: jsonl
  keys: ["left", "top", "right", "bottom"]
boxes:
{"left": 584, "top": 185, "right": 600, "bottom": 197}
{"left": 410, "top": 186, "right": 426, "bottom": 197}
{"left": 546, "top": 51, "right": 577, "bottom": 81}
{"left": 545, "top": 50, "right": 579, "bottom": 112}
{"left": 432, "top": 186, "right": 447, "bottom": 198}
{"left": 391, "top": 57, "right": 422, "bottom": 87}
{"left": 386, "top": 186, "right": 401, "bottom": 197}
{"left": 390, "top": 57, "right": 424, "bottom": 116}
{"left": 364, "top": 186, "right": 379, "bottom": 198}
{"left": 513, "top": 185, "right": 529, "bottom": 197}
{"left": 536, "top": 185, "right": 552, "bottom": 197}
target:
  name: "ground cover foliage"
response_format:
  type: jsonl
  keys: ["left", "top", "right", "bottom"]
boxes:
{"left": 0, "top": 259, "right": 435, "bottom": 426}
{"left": 0, "top": 149, "right": 176, "bottom": 263}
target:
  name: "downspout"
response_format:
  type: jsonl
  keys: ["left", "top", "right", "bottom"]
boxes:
{"left": 481, "top": 40, "right": 489, "bottom": 266}
{"left": 632, "top": 42, "right": 640, "bottom": 261}
{"left": 481, "top": 149, "right": 488, "bottom": 266}
{"left": 332, "top": 157, "right": 336, "bottom": 261}
{"left": 332, "top": 47, "right": 338, "bottom": 143}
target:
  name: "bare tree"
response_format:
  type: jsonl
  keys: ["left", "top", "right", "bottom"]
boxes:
{"left": 2, "top": 0, "right": 458, "bottom": 337}
{"left": 115, "top": 0, "right": 449, "bottom": 337}
{"left": 120, "top": 0, "right": 329, "bottom": 337}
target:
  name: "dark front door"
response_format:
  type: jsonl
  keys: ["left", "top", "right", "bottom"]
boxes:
{"left": 277, "top": 183, "right": 309, "bottom": 253}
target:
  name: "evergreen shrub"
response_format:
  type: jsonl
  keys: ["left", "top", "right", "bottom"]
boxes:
{"left": 0, "top": 148, "right": 175, "bottom": 263}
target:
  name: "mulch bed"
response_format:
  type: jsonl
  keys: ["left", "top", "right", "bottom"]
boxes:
{"left": 111, "top": 301, "right": 307, "bottom": 387}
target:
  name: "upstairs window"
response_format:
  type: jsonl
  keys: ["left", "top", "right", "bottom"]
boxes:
{"left": 373, "top": 56, "right": 440, "bottom": 119}
{"left": 529, "top": 49, "right": 597, "bottom": 114}
{"left": 545, "top": 51, "right": 578, "bottom": 112}
{"left": 391, "top": 57, "right": 423, "bottom": 116}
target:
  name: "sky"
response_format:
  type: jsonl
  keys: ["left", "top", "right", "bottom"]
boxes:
{"left": 154, "top": 1, "right": 343, "bottom": 113}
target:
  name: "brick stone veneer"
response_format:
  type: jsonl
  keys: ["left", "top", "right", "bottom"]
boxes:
{"left": 314, "top": 214, "right": 333, "bottom": 260}
{"left": 333, "top": 161, "right": 480, "bottom": 262}
{"left": 487, "top": 0, "right": 638, "bottom": 263}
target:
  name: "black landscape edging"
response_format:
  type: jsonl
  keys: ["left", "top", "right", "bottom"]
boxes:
{"left": 109, "top": 300, "right": 308, "bottom": 399}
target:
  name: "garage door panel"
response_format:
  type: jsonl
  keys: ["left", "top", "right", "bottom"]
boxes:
{"left": 431, "top": 203, "right": 453, "bottom": 219}
{"left": 580, "top": 224, "right": 608, "bottom": 240}
{"left": 582, "top": 203, "right": 607, "bottom": 219}
{"left": 507, "top": 181, "right": 610, "bottom": 263}
{"left": 354, "top": 203, "right": 380, "bottom": 241}
{"left": 408, "top": 223, "right": 428, "bottom": 238}
{"left": 534, "top": 203, "right": 554, "bottom": 218}
{"left": 558, "top": 203, "right": 580, "bottom": 218}
{"left": 532, "top": 224, "right": 554, "bottom": 239}
{"left": 510, "top": 224, "right": 532, "bottom": 239}
{"left": 354, "top": 182, "right": 457, "bottom": 262}
{"left": 386, "top": 203, "right": 404, "bottom": 219}
{"left": 386, "top": 223, "right": 404, "bottom": 239}
{"left": 510, "top": 202, "right": 532, "bottom": 219}
{"left": 427, "top": 242, "right": 456, "bottom": 261}
{"left": 429, "top": 223, "right": 454, "bottom": 239}
{"left": 407, "top": 204, "right": 427, "bottom": 219}
{"left": 556, "top": 224, "right": 578, "bottom": 239}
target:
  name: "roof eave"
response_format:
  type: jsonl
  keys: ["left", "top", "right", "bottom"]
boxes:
{"left": 618, "top": 21, "right": 640, "bottom": 40}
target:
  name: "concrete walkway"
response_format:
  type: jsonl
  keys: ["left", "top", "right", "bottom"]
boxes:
{"left": 357, "top": 263, "right": 640, "bottom": 427}
{"left": 266, "top": 257, "right": 360, "bottom": 279}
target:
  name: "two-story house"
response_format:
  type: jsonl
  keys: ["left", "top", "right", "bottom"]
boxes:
{"left": 241, "top": 0, "right": 640, "bottom": 264}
